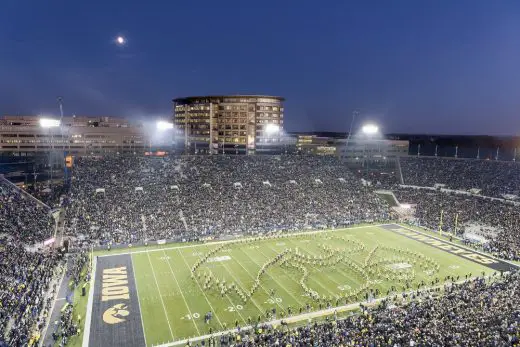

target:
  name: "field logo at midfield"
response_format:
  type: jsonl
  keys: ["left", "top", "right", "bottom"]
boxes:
{"left": 103, "top": 303, "right": 130, "bottom": 324}
{"left": 101, "top": 266, "right": 130, "bottom": 324}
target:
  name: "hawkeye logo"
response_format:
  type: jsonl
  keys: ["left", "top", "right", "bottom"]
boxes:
{"left": 101, "top": 266, "right": 130, "bottom": 324}
{"left": 103, "top": 303, "right": 129, "bottom": 324}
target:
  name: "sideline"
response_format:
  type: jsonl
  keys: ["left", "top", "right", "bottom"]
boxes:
{"left": 40, "top": 265, "right": 67, "bottom": 346}
{"left": 153, "top": 274, "right": 497, "bottom": 347}
{"left": 81, "top": 255, "right": 97, "bottom": 347}
{"left": 99, "top": 224, "right": 381, "bottom": 258}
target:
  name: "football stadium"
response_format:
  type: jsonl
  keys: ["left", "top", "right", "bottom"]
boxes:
{"left": 3, "top": 3, "right": 520, "bottom": 346}
{"left": 1, "top": 153, "right": 519, "bottom": 347}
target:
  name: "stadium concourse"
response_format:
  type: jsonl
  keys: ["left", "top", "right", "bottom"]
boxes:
{"left": 0, "top": 154, "right": 518, "bottom": 346}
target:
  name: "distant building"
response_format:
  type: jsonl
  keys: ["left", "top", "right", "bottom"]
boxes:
{"left": 0, "top": 115, "right": 146, "bottom": 156}
{"left": 338, "top": 137, "right": 409, "bottom": 162}
{"left": 173, "top": 95, "right": 285, "bottom": 154}
{"left": 294, "top": 133, "right": 409, "bottom": 161}
{"left": 296, "top": 135, "right": 338, "bottom": 155}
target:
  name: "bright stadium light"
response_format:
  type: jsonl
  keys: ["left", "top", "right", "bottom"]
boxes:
{"left": 265, "top": 123, "right": 280, "bottom": 135}
{"left": 361, "top": 123, "right": 379, "bottom": 135}
{"left": 39, "top": 118, "right": 61, "bottom": 128}
{"left": 157, "top": 121, "right": 174, "bottom": 130}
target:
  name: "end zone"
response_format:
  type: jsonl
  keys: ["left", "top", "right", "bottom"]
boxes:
{"left": 382, "top": 224, "right": 518, "bottom": 272}
{"left": 83, "top": 254, "right": 145, "bottom": 347}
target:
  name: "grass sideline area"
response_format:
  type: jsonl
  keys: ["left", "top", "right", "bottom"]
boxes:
{"left": 109, "top": 224, "right": 494, "bottom": 346}
{"left": 54, "top": 264, "right": 90, "bottom": 347}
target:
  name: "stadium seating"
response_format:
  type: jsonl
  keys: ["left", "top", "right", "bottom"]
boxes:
{"left": 65, "top": 155, "right": 392, "bottom": 245}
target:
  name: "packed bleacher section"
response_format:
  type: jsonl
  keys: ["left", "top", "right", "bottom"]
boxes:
{"left": 394, "top": 188, "right": 520, "bottom": 261}
{"left": 0, "top": 181, "right": 61, "bottom": 346}
{"left": 65, "top": 155, "right": 392, "bottom": 245}
{"left": 0, "top": 181, "right": 55, "bottom": 244}
{"left": 400, "top": 156, "right": 520, "bottom": 197}
{"left": 216, "top": 272, "right": 520, "bottom": 347}
{"left": 0, "top": 243, "right": 60, "bottom": 346}
{"left": 26, "top": 183, "right": 67, "bottom": 209}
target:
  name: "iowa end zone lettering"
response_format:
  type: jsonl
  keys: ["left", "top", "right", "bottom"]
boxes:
{"left": 102, "top": 267, "right": 130, "bottom": 302}
{"left": 381, "top": 224, "right": 518, "bottom": 272}
{"left": 101, "top": 266, "right": 130, "bottom": 325}
{"left": 88, "top": 255, "right": 145, "bottom": 347}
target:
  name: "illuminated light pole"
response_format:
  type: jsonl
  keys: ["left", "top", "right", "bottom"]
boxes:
{"left": 39, "top": 118, "right": 61, "bottom": 188}
{"left": 265, "top": 124, "right": 280, "bottom": 154}
{"left": 361, "top": 123, "right": 378, "bottom": 136}
{"left": 361, "top": 123, "right": 379, "bottom": 172}
{"left": 156, "top": 121, "right": 174, "bottom": 130}
{"left": 155, "top": 121, "right": 174, "bottom": 153}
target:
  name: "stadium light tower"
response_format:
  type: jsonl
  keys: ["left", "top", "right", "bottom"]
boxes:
{"left": 39, "top": 118, "right": 61, "bottom": 128}
{"left": 39, "top": 117, "right": 61, "bottom": 189}
{"left": 265, "top": 123, "right": 280, "bottom": 135}
{"left": 156, "top": 120, "right": 174, "bottom": 130}
{"left": 361, "top": 123, "right": 379, "bottom": 136}
{"left": 264, "top": 124, "right": 280, "bottom": 154}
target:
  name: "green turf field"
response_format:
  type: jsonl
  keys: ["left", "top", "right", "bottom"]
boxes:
{"left": 117, "top": 224, "right": 494, "bottom": 346}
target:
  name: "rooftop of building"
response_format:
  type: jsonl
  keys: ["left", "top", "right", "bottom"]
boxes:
{"left": 173, "top": 95, "right": 285, "bottom": 102}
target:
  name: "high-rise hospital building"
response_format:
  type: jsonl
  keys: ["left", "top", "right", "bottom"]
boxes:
{"left": 173, "top": 95, "right": 284, "bottom": 154}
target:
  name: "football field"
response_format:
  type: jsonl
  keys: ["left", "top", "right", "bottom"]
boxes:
{"left": 83, "top": 224, "right": 516, "bottom": 347}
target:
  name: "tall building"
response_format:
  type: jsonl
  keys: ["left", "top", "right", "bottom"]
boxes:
{"left": 173, "top": 95, "right": 284, "bottom": 154}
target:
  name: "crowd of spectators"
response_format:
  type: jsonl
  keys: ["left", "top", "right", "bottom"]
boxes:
{"left": 213, "top": 272, "right": 520, "bottom": 347}
{"left": 394, "top": 188, "right": 520, "bottom": 261}
{"left": 0, "top": 181, "right": 55, "bottom": 244}
{"left": 26, "top": 183, "right": 67, "bottom": 209}
{"left": 3, "top": 153, "right": 520, "bottom": 346}
{"left": 51, "top": 304, "right": 78, "bottom": 347}
{"left": 0, "top": 243, "right": 60, "bottom": 346}
{"left": 65, "top": 155, "right": 392, "bottom": 245}
{"left": 400, "top": 156, "right": 520, "bottom": 197}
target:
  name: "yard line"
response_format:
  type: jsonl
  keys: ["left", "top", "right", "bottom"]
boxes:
{"left": 237, "top": 245, "right": 303, "bottom": 310}
{"left": 260, "top": 244, "right": 318, "bottom": 306}
{"left": 176, "top": 249, "right": 224, "bottom": 329}
{"left": 99, "top": 224, "right": 380, "bottom": 258}
{"left": 216, "top": 251, "right": 257, "bottom": 324}
{"left": 155, "top": 274, "right": 490, "bottom": 347}
{"left": 232, "top": 247, "right": 287, "bottom": 314}
{"left": 146, "top": 251, "right": 175, "bottom": 341}
{"left": 162, "top": 250, "right": 201, "bottom": 336}
{"left": 131, "top": 255, "right": 148, "bottom": 347}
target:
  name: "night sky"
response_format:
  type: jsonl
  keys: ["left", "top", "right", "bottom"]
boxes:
{"left": 1, "top": 0, "right": 520, "bottom": 135}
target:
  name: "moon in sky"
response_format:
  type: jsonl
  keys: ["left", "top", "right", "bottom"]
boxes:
{"left": 115, "top": 36, "right": 126, "bottom": 45}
